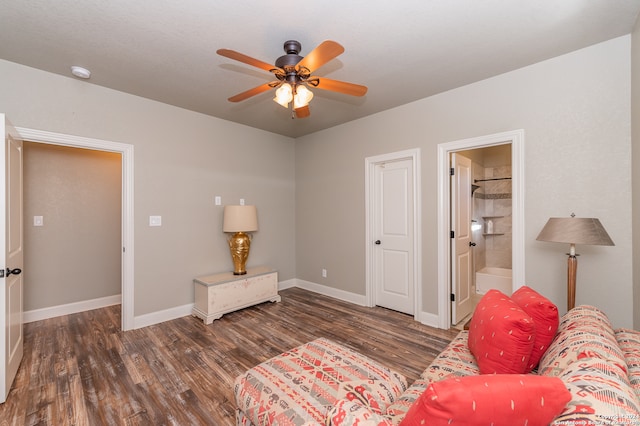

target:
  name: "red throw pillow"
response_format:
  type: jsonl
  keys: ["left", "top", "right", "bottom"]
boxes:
{"left": 467, "top": 289, "right": 536, "bottom": 374}
{"left": 511, "top": 285, "right": 559, "bottom": 370}
{"left": 400, "top": 375, "right": 571, "bottom": 426}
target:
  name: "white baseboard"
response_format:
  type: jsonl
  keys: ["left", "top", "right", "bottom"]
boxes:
{"left": 418, "top": 311, "right": 441, "bottom": 328}
{"left": 133, "top": 303, "right": 194, "bottom": 330}
{"left": 293, "top": 279, "right": 368, "bottom": 306}
{"left": 25, "top": 280, "right": 445, "bottom": 330}
{"left": 290, "top": 279, "right": 445, "bottom": 328}
{"left": 278, "top": 278, "right": 297, "bottom": 290}
{"left": 24, "top": 294, "right": 122, "bottom": 323}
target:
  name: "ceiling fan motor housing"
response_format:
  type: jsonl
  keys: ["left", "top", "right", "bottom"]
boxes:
{"left": 275, "top": 40, "right": 303, "bottom": 72}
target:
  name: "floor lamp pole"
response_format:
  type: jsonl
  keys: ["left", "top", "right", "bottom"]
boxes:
{"left": 567, "top": 243, "right": 577, "bottom": 311}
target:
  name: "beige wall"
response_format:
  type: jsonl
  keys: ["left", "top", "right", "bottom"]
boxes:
{"left": 0, "top": 59, "right": 296, "bottom": 317}
{"left": 632, "top": 16, "right": 640, "bottom": 329}
{"left": 23, "top": 143, "right": 121, "bottom": 310}
{"left": 1, "top": 34, "right": 635, "bottom": 328}
{"left": 296, "top": 36, "right": 633, "bottom": 327}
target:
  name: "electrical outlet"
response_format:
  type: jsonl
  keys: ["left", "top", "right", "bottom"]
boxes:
{"left": 322, "top": 269, "right": 327, "bottom": 278}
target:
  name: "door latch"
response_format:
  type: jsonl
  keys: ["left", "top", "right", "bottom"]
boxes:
{"left": 1, "top": 268, "right": 22, "bottom": 277}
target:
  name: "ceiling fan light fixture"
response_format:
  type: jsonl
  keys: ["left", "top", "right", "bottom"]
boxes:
{"left": 293, "top": 85, "right": 314, "bottom": 109}
{"left": 273, "top": 83, "right": 293, "bottom": 108}
{"left": 218, "top": 39, "right": 367, "bottom": 118}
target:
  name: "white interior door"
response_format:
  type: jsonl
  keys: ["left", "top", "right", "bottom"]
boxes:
{"left": 0, "top": 114, "right": 24, "bottom": 403}
{"left": 373, "top": 158, "right": 414, "bottom": 314}
{"left": 451, "top": 153, "right": 474, "bottom": 325}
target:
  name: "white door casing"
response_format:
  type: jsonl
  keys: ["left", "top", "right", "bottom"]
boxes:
{"left": 365, "top": 149, "right": 421, "bottom": 320}
{"left": 437, "top": 130, "right": 525, "bottom": 329}
{"left": 1, "top": 115, "right": 24, "bottom": 403}
{"left": 450, "top": 153, "right": 474, "bottom": 325}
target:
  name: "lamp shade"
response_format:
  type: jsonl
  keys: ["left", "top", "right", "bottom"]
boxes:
{"left": 273, "top": 83, "right": 293, "bottom": 108}
{"left": 223, "top": 205, "right": 258, "bottom": 232}
{"left": 536, "top": 217, "right": 614, "bottom": 246}
{"left": 293, "top": 85, "right": 314, "bottom": 109}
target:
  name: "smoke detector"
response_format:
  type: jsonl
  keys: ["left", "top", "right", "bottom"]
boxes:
{"left": 71, "top": 66, "right": 91, "bottom": 79}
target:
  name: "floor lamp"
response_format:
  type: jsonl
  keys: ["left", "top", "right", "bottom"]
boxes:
{"left": 536, "top": 214, "right": 614, "bottom": 311}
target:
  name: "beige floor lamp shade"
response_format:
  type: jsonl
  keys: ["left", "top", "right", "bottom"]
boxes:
{"left": 536, "top": 215, "right": 614, "bottom": 310}
{"left": 223, "top": 205, "right": 258, "bottom": 275}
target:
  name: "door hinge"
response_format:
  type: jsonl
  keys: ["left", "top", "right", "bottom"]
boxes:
{"left": 0, "top": 269, "right": 3, "bottom": 278}
{"left": 450, "top": 230, "right": 454, "bottom": 238}
{"left": 450, "top": 167, "right": 454, "bottom": 176}
{"left": 450, "top": 293, "right": 455, "bottom": 302}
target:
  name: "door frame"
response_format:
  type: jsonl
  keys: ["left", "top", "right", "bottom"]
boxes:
{"left": 436, "top": 130, "right": 525, "bottom": 328}
{"left": 365, "top": 148, "right": 421, "bottom": 321}
{"left": 15, "top": 127, "right": 135, "bottom": 331}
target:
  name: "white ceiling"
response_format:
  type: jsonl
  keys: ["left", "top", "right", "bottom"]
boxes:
{"left": 2, "top": 1, "right": 639, "bottom": 138}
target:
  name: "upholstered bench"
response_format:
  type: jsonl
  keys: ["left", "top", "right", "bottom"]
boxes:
{"left": 234, "top": 338, "right": 408, "bottom": 425}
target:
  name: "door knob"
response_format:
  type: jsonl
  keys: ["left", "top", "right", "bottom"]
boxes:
{"left": 469, "top": 242, "right": 476, "bottom": 247}
{"left": 375, "top": 240, "right": 381, "bottom": 245}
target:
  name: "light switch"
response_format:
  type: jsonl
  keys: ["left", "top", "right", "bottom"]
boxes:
{"left": 33, "top": 216, "right": 44, "bottom": 226}
{"left": 215, "top": 196, "right": 222, "bottom": 206}
{"left": 149, "top": 215, "right": 162, "bottom": 227}
{"left": 240, "top": 198, "right": 245, "bottom": 206}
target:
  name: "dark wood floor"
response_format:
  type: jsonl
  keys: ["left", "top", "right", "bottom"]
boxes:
{"left": 0, "top": 287, "right": 458, "bottom": 426}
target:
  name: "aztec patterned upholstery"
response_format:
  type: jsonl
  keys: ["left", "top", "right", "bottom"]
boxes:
{"left": 617, "top": 328, "right": 640, "bottom": 401}
{"left": 545, "top": 306, "right": 640, "bottom": 425}
{"left": 235, "top": 306, "right": 640, "bottom": 425}
{"left": 234, "top": 337, "right": 407, "bottom": 425}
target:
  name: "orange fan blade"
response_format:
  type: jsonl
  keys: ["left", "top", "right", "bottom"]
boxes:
{"left": 217, "top": 49, "right": 276, "bottom": 72}
{"left": 228, "top": 83, "right": 276, "bottom": 102}
{"left": 296, "top": 40, "right": 344, "bottom": 73}
{"left": 294, "top": 105, "right": 311, "bottom": 118}
{"left": 312, "top": 77, "right": 368, "bottom": 97}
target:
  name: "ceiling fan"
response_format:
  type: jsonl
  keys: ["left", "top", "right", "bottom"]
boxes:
{"left": 217, "top": 40, "right": 368, "bottom": 119}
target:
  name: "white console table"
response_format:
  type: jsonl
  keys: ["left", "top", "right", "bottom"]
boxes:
{"left": 192, "top": 266, "right": 280, "bottom": 324}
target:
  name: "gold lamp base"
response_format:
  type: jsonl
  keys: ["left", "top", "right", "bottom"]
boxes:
{"left": 228, "top": 231, "right": 252, "bottom": 275}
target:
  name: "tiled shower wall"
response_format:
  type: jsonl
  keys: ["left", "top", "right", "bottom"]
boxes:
{"left": 472, "top": 165, "right": 512, "bottom": 270}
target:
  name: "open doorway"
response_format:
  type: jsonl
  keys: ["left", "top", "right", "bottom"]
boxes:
{"left": 15, "top": 126, "right": 134, "bottom": 331}
{"left": 451, "top": 145, "right": 513, "bottom": 326}
{"left": 436, "top": 130, "right": 525, "bottom": 329}
{"left": 23, "top": 142, "right": 122, "bottom": 324}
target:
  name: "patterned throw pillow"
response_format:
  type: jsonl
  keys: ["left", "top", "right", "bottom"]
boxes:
{"left": 399, "top": 375, "right": 571, "bottom": 426}
{"left": 467, "top": 289, "right": 536, "bottom": 374}
{"left": 511, "top": 285, "right": 559, "bottom": 371}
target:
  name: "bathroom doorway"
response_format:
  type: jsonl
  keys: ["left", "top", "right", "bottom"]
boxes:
{"left": 453, "top": 144, "right": 513, "bottom": 325}
{"left": 436, "top": 130, "right": 525, "bottom": 329}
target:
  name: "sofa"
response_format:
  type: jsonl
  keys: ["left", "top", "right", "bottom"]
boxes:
{"left": 234, "top": 287, "right": 640, "bottom": 425}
